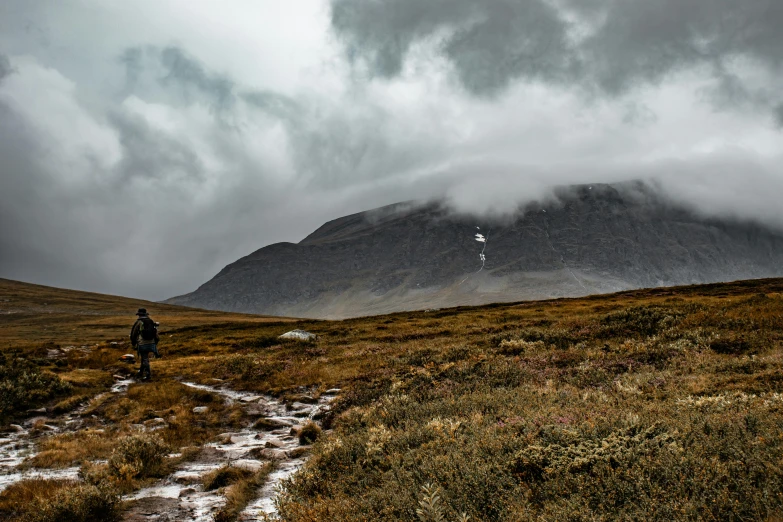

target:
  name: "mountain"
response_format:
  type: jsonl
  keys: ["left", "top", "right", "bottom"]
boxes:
{"left": 166, "top": 183, "right": 783, "bottom": 318}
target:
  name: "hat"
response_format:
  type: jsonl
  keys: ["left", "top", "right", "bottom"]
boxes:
{"left": 135, "top": 308, "right": 148, "bottom": 316}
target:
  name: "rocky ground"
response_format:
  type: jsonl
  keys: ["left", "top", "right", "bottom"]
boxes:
{"left": 0, "top": 376, "right": 336, "bottom": 521}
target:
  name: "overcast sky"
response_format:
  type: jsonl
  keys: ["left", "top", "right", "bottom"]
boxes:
{"left": 1, "top": 0, "right": 782, "bottom": 301}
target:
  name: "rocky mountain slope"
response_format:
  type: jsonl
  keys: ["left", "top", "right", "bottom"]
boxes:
{"left": 167, "top": 184, "right": 783, "bottom": 318}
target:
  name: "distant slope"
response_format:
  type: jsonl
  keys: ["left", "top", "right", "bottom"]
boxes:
{"left": 0, "top": 278, "right": 292, "bottom": 346}
{"left": 167, "top": 183, "right": 783, "bottom": 319}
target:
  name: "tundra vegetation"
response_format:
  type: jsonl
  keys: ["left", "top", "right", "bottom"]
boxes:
{"left": 0, "top": 277, "right": 782, "bottom": 520}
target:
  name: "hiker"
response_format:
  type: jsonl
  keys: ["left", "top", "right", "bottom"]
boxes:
{"left": 130, "top": 308, "right": 160, "bottom": 381}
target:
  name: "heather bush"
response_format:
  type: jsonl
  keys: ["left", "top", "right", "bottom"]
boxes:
{"left": 213, "top": 354, "right": 284, "bottom": 382}
{"left": 20, "top": 482, "right": 119, "bottom": 522}
{"left": 0, "top": 358, "right": 72, "bottom": 419}
{"left": 298, "top": 421, "right": 322, "bottom": 445}
{"left": 106, "top": 434, "right": 170, "bottom": 481}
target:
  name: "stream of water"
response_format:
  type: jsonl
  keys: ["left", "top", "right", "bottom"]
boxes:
{"left": 0, "top": 376, "right": 336, "bottom": 521}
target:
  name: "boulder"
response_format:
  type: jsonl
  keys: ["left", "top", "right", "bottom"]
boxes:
{"left": 278, "top": 330, "right": 317, "bottom": 342}
{"left": 253, "top": 417, "right": 294, "bottom": 431}
{"left": 259, "top": 448, "right": 288, "bottom": 460}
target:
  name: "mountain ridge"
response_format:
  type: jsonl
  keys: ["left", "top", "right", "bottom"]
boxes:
{"left": 167, "top": 183, "right": 783, "bottom": 318}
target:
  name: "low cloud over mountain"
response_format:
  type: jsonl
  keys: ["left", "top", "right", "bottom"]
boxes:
{"left": 0, "top": 1, "right": 781, "bottom": 300}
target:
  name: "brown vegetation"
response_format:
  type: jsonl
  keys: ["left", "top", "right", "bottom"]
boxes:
{"left": 2, "top": 277, "right": 783, "bottom": 520}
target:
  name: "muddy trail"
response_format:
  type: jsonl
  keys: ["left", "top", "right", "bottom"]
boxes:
{"left": 0, "top": 376, "right": 336, "bottom": 521}
{"left": 123, "top": 383, "right": 336, "bottom": 521}
{"left": 0, "top": 377, "right": 134, "bottom": 492}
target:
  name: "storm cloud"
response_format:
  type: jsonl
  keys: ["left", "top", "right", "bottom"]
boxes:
{"left": 0, "top": 1, "right": 781, "bottom": 301}
{"left": 331, "top": 0, "right": 783, "bottom": 113}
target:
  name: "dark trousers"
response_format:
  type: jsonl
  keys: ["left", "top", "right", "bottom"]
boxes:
{"left": 137, "top": 344, "right": 155, "bottom": 379}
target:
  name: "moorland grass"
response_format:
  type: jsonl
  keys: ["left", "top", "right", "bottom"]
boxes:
{"left": 2, "top": 278, "right": 783, "bottom": 520}
{"left": 0, "top": 479, "right": 120, "bottom": 522}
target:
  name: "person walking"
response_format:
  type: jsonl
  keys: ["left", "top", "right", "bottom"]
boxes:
{"left": 130, "top": 308, "right": 160, "bottom": 381}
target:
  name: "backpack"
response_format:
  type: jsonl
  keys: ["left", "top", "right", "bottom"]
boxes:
{"left": 138, "top": 317, "right": 157, "bottom": 341}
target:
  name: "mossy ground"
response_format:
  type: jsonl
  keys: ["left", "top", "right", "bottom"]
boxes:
{"left": 2, "top": 277, "right": 783, "bottom": 520}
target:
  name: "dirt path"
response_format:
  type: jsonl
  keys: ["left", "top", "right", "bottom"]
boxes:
{"left": 122, "top": 383, "right": 336, "bottom": 521}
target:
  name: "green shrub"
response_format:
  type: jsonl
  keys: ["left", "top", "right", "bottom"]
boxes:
{"left": 0, "top": 359, "right": 72, "bottom": 419}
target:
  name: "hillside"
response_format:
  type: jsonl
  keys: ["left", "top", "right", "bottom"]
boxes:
{"left": 168, "top": 183, "right": 783, "bottom": 318}
{"left": 0, "top": 278, "right": 291, "bottom": 347}
{"left": 1, "top": 277, "right": 783, "bottom": 520}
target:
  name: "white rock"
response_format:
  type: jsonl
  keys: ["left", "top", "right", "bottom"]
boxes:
{"left": 192, "top": 406, "right": 209, "bottom": 414}
{"left": 279, "top": 329, "right": 317, "bottom": 342}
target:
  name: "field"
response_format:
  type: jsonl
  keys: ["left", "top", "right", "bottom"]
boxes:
{"left": 1, "top": 276, "right": 783, "bottom": 521}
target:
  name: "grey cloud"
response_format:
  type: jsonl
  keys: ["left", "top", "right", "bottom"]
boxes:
{"left": 109, "top": 110, "right": 206, "bottom": 184}
{"left": 159, "top": 47, "right": 235, "bottom": 113}
{"left": 331, "top": 0, "right": 573, "bottom": 94}
{"left": 240, "top": 90, "right": 301, "bottom": 120}
{"left": 118, "top": 47, "right": 143, "bottom": 90}
{"left": 330, "top": 0, "right": 783, "bottom": 116}
{"left": 775, "top": 104, "right": 783, "bottom": 128}
{"left": 0, "top": 54, "right": 12, "bottom": 82}
{"left": 119, "top": 46, "right": 237, "bottom": 115}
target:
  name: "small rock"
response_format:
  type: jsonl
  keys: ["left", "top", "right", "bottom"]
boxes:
{"left": 179, "top": 488, "right": 196, "bottom": 498}
{"left": 265, "top": 439, "right": 285, "bottom": 449}
{"left": 240, "top": 395, "right": 262, "bottom": 403}
{"left": 312, "top": 408, "right": 330, "bottom": 421}
{"left": 253, "top": 418, "right": 293, "bottom": 431}
{"left": 259, "top": 448, "right": 288, "bottom": 460}
{"left": 243, "top": 404, "right": 269, "bottom": 417}
{"left": 287, "top": 394, "right": 319, "bottom": 404}
{"left": 145, "top": 417, "right": 167, "bottom": 425}
{"left": 192, "top": 406, "right": 209, "bottom": 414}
{"left": 288, "top": 446, "right": 310, "bottom": 459}
{"left": 27, "top": 408, "right": 47, "bottom": 415}
{"left": 110, "top": 342, "right": 119, "bottom": 346}
{"left": 9, "top": 424, "right": 24, "bottom": 433}
{"left": 323, "top": 388, "right": 341, "bottom": 395}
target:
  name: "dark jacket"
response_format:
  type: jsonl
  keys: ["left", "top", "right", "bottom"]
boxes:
{"left": 130, "top": 316, "right": 160, "bottom": 348}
